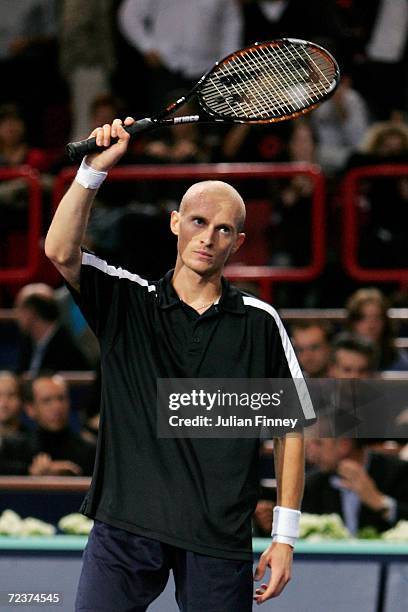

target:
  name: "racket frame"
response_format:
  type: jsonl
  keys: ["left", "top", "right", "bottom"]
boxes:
{"left": 152, "top": 37, "right": 340, "bottom": 127}
{"left": 67, "top": 37, "right": 340, "bottom": 160}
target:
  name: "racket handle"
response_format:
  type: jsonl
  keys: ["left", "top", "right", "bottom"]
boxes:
{"left": 66, "top": 118, "right": 155, "bottom": 161}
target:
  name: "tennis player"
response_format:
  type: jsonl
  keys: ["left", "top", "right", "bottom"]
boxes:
{"left": 45, "top": 117, "right": 309, "bottom": 611}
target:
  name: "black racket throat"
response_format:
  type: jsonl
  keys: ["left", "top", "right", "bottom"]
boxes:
{"left": 66, "top": 114, "right": 220, "bottom": 161}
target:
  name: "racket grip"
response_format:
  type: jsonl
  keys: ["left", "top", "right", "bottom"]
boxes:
{"left": 66, "top": 118, "right": 155, "bottom": 162}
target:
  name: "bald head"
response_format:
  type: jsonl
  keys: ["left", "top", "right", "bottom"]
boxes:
{"left": 179, "top": 181, "right": 246, "bottom": 231}
{"left": 15, "top": 283, "right": 54, "bottom": 308}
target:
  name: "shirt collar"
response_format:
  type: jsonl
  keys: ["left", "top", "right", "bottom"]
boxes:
{"left": 156, "top": 270, "right": 246, "bottom": 314}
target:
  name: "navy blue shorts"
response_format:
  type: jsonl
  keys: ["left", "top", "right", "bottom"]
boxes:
{"left": 75, "top": 520, "right": 254, "bottom": 612}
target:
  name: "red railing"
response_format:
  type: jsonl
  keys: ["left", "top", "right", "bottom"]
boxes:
{"left": 0, "top": 167, "right": 42, "bottom": 283}
{"left": 53, "top": 163, "right": 326, "bottom": 301}
{"left": 342, "top": 164, "right": 408, "bottom": 287}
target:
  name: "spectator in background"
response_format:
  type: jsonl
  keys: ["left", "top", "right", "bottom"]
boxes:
{"left": 0, "top": 371, "right": 26, "bottom": 436}
{"left": 218, "top": 122, "right": 287, "bottom": 164}
{"left": 60, "top": 0, "right": 116, "bottom": 142}
{"left": 348, "top": 118, "right": 408, "bottom": 166}
{"left": 15, "top": 285, "right": 90, "bottom": 374}
{"left": 304, "top": 332, "right": 376, "bottom": 467}
{"left": 308, "top": 332, "right": 404, "bottom": 455}
{"left": 117, "top": 0, "right": 243, "bottom": 113}
{"left": 303, "top": 437, "right": 408, "bottom": 535}
{"left": 346, "top": 288, "right": 408, "bottom": 371}
{"left": 329, "top": 331, "right": 377, "bottom": 379}
{"left": 349, "top": 0, "right": 408, "bottom": 120}
{"left": 0, "top": 105, "right": 50, "bottom": 171}
{"left": 311, "top": 74, "right": 370, "bottom": 174}
{"left": 80, "top": 369, "right": 101, "bottom": 446}
{"left": 142, "top": 95, "right": 207, "bottom": 166}
{"left": 25, "top": 375, "right": 95, "bottom": 476}
{"left": 242, "top": 0, "right": 345, "bottom": 51}
{"left": 54, "top": 284, "right": 100, "bottom": 369}
{"left": 12, "top": 282, "right": 97, "bottom": 368}
{"left": 0, "top": 0, "right": 61, "bottom": 146}
{"left": 89, "top": 94, "right": 121, "bottom": 131}
{"left": 346, "top": 120, "right": 408, "bottom": 269}
{"left": 291, "top": 320, "right": 333, "bottom": 378}
{"left": 269, "top": 120, "right": 317, "bottom": 268}
{"left": 0, "top": 105, "right": 52, "bottom": 247}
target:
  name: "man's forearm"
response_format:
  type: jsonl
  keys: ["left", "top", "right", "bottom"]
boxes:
{"left": 45, "top": 181, "right": 96, "bottom": 265}
{"left": 254, "top": 434, "right": 304, "bottom": 602}
{"left": 273, "top": 433, "right": 305, "bottom": 509}
{"left": 44, "top": 179, "right": 99, "bottom": 290}
{"left": 45, "top": 118, "right": 132, "bottom": 284}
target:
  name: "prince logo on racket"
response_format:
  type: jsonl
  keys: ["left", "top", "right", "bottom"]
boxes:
{"left": 47, "top": 39, "right": 323, "bottom": 612}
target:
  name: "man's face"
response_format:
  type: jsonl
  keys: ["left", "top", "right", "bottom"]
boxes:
{"left": 30, "top": 377, "right": 70, "bottom": 432}
{"left": 292, "top": 326, "right": 331, "bottom": 377}
{"left": 170, "top": 184, "right": 245, "bottom": 277}
{"left": 0, "top": 375, "right": 21, "bottom": 426}
{"left": 352, "top": 302, "right": 383, "bottom": 343}
{"left": 330, "top": 349, "right": 371, "bottom": 379}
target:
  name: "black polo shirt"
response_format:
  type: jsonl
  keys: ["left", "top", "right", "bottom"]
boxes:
{"left": 67, "top": 251, "right": 313, "bottom": 560}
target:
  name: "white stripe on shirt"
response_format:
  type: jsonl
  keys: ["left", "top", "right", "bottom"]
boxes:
{"left": 243, "top": 296, "right": 316, "bottom": 420}
{"left": 82, "top": 252, "right": 156, "bottom": 292}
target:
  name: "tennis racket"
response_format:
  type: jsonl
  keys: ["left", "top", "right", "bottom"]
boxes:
{"left": 66, "top": 38, "right": 340, "bottom": 161}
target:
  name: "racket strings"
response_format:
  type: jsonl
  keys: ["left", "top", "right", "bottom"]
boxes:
{"left": 207, "top": 58, "right": 255, "bottom": 117}
{"left": 203, "top": 56, "right": 292, "bottom": 119}
{"left": 260, "top": 44, "right": 330, "bottom": 110}
{"left": 252, "top": 43, "right": 334, "bottom": 98}
{"left": 203, "top": 60, "right": 317, "bottom": 118}
{"left": 268, "top": 45, "right": 328, "bottom": 96}
{"left": 205, "top": 44, "right": 273, "bottom": 116}
{"left": 234, "top": 48, "right": 292, "bottom": 115}
{"left": 200, "top": 42, "right": 337, "bottom": 120}
{"left": 218, "top": 53, "right": 272, "bottom": 117}
{"left": 291, "top": 45, "right": 333, "bottom": 87}
{"left": 250, "top": 46, "right": 310, "bottom": 114}
{"left": 243, "top": 45, "right": 330, "bottom": 110}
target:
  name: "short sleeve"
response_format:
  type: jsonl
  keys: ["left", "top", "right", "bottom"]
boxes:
{"left": 65, "top": 250, "right": 154, "bottom": 343}
{"left": 64, "top": 252, "right": 119, "bottom": 341}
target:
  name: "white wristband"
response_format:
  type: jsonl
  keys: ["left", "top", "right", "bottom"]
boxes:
{"left": 271, "top": 506, "right": 301, "bottom": 548}
{"left": 75, "top": 158, "right": 108, "bottom": 190}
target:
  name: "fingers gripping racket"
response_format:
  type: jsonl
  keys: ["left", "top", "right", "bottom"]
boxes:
{"left": 66, "top": 38, "right": 340, "bottom": 161}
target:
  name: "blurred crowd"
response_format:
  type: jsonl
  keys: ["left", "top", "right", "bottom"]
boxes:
{"left": 0, "top": 0, "right": 407, "bottom": 307}
{"left": 0, "top": 279, "right": 407, "bottom": 538}
{"left": 0, "top": 0, "right": 408, "bottom": 535}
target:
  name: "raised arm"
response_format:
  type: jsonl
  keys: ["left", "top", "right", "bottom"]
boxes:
{"left": 44, "top": 118, "right": 134, "bottom": 291}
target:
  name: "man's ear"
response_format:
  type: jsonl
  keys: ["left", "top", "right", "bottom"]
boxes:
{"left": 170, "top": 210, "right": 180, "bottom": 236}
{"left": 231, "top": 232, "right": 246, "bottom": 255}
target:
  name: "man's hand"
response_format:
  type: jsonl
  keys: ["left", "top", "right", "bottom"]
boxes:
{"left": 29, "top": 453, "right": 82, "bottom": 476}
{"left": 86, "top": 117, "right": 135, "bottom": 172}
{"left": 253, "top": 542, "right": 293, "bottom": 604}
{"left": 337, "top": 459, "right": 385, "bottom": 511}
